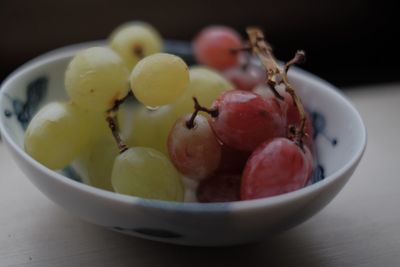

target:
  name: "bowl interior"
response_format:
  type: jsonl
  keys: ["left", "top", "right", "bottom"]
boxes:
{"left": 0, "top": 42, "right": 366, "bottom": 197}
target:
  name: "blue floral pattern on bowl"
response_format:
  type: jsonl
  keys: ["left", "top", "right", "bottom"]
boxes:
{"left": 4, "top": 76, "right": 48, "bottom": 130}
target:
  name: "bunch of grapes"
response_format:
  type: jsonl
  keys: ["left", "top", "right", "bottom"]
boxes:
{"left": 24, "top": 22, "right": 315, "bottom": 203}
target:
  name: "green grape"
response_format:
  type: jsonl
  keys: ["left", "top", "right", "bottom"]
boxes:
{"left": 124, "top": 105, "right": 176, "bottom": 156}
{"left": 24, "top": 102, "right": 94, "bottom": 170}
{"left": 73, "top": 105, "right": 112, "bottom": 175}
{"left": 130, "top": 53, "right": 189, "bottom": 107}
{"left": 170, "top": 66, "right": 233, "bottom": 117}
{"left": 65, "top": 47, "right": 129, "bottom": 112}
{"left": 109, "top": 22, "right": 163, "bottom": 70}
{"left": 111, "top": 147, "right": 184, "bottom": 201}
{"left": 87, "top": 136, "right": 119, "bottom": 191}
{"left": 89, "top": 112, "right": 113, "bottom": 145}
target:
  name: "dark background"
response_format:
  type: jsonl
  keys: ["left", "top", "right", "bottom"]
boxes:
{"left": 0, "top": 0, "right": 398, "bottom": 87}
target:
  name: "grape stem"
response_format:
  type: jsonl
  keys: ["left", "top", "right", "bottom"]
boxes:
{"left": 106, "top": 91, "right": 133, "bottom": 154}
{"left": 186, "top": 97, "right": 218, "bottom": 129}
{"left": 246, "top": 27, "right": 307, "bottom": 149}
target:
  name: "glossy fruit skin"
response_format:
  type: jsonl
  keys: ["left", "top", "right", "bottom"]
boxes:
{"left": 197, "top": 173, "right": 241, "bottom": 203}
{"left": 210, "top": 90, "right": 285, "bottom": 152}
{"left": 168, "top": 114, "right": 222, "bottom": 181}
{"left": 193, "top": 26, "right": 242, "bottom": 71}
{"left": 241, "top": 138, "right": 311, "bottom": 200}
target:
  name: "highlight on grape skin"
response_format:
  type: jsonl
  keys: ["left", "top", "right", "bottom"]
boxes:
{"left": 130, "top": 53, "right": 190, "bottom": 107}
{"left": 65, "top": 47, "right": 129, "bottom": 112}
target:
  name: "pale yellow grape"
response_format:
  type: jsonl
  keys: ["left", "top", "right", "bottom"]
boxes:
{"left": 89, "top": 111, "right": 114, "bottom": 145}
{"left": 87, "top": 136, "right": 119, "bottom": 191}
{"left": 111, "top": 147, "right": 184, "bottom": 201}
{"left": 125, "top": 105, "right": 176, "bottom": 156}
{"left": 65, "top": 47, "right": 129, "bottom": 112}
{"left": 109, "top": 22, "right": 163, "bottom": 70}
{"left": 130, "top": 53, "right": 189, "bottom": 107}
{"left": 24, "top": 102, "right": 94, "bottom": 170}
{"left": 72, "top": 118, "right": 114, "bottom": 188}
{"left": 170, "top": 66, "right": 233, "bottom": 117}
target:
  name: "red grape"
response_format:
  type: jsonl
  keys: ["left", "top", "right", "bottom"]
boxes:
{"left": 193, "top": 26, "right": 242, "bottom": 71}
{"left": 304, "top": 144, "right": 314, "bottom": 181}
{"left": 168, "top": 114, "right": 221, "bottom": 181}
{"left": 253, "top": 85, "right": 314, "bottom": 151}
{"left": 197, "top": 173, "right": 241, "bottom": 203}
{"left": 241, "top": 137, "right": 311, "bottom": 200}
{"left": 223, "top": 64, "right": 266, "bottom": 91}
{"left": 217, "top": 144, "right": 251, "bottom": 174}
{"left": 253, "top": 85, "right": 292, "bottom": 120}
{"left": 210, "top": 90, "right": 285, "bottom": 152}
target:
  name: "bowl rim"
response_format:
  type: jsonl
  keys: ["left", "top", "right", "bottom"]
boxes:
{"left": 0, "top": 41, "right": 367, "bottom": 212}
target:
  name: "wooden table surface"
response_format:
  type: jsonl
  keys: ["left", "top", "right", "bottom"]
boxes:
{"left": 1, "top": 83, "right": 400, "bottom": 266}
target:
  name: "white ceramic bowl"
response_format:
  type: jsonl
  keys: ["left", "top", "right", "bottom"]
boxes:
{"left": 0, "top": 42, "right": 366, "bottom": 246}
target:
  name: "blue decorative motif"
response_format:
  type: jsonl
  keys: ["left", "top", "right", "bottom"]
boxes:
{"left": 5, "top": 76, "right": 48, "bottom": 129}
{"left": 310, "top": 111, "right": 337, "bottom": 146}
{"left": 62, "top": 166, "right": 83, "bottom": 183}
{"left": 4, "top": 110, "right": 12, "bottom": 118}
{"left": 112, "top": 226, "right": 183, "bottom": 239}
{"left": 308, "top": 110, "right": 338, "bottom": 183}
{"left": 309, "top": 164, "right": 325, "bottom": 184}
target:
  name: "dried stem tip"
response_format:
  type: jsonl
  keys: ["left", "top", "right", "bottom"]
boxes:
{"left": 285, "top": 50, "right": 306, "bottom": 73}
{"left": 246, "top": 27, "right": 307, "bottom": 148}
